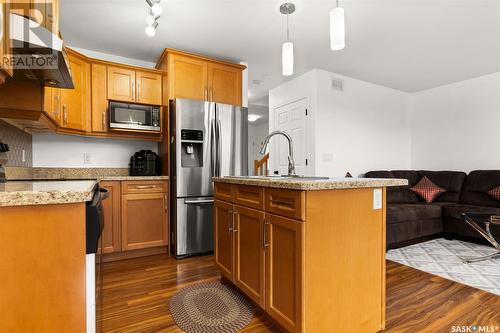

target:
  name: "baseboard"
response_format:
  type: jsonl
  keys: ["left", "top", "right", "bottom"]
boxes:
{"left": 101, "top": 246, "right": 169, "bottom": 262}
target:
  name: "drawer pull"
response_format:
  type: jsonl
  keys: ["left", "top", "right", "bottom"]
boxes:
{"left": 270, "top": 199, "right": 294, "bottom": 207}
{"left": 228, "top": 210, "right": 234, "bottom": 233}
{"left": 135, "top": 185, "right": 158, "bottom": 189}
{"left": 263, "top": 216, "right": 270, "bottom": 248}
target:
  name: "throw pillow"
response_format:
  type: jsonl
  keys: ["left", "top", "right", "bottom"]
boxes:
{"left": 488, "top": 185, "right": 500, "bottom": 201}
{"left": 410, "top": 176, "right": 446, "bottom": 203}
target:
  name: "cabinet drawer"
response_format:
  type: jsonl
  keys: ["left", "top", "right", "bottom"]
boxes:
{"left": 265, "top": 188, "right": 305, "bottom": 221}
{"left": 122, "top": 181, "right": 167, "bottom": 194}
{"left": 234, "top": 185, "right": 264, "bottom": 210}
{"left": 214, "top": 182, "right": 234, "bottom": 202}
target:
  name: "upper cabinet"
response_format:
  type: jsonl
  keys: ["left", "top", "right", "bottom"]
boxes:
{"left": 59, "top": 51, "right": 90, "bottom": 131}
{"left": 157, "top": 49, "right": 245, "bottom": 106}
{"left": 108, "top": 67, "right": 162, "bottom": 105}
{"left": 0, "top": 0, "right": 13, "bottom": 84}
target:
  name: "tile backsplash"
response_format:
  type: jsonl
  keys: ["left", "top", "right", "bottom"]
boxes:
{"left": 0, "top": 120, "right": 33, "bottom": 167}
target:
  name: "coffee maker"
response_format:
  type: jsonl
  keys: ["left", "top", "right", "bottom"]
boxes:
{"left": 129, "top": 150, "right": 161, "bottom": 176}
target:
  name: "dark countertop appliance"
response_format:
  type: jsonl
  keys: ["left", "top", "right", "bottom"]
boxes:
{"left": 130, "top": 150, "right": 161, "bottom": 176}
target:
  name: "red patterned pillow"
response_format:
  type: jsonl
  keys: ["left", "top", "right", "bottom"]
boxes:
{"left": 488, "top": 186, "right": 500, "bottom": 201}
{"left": 410, "top": 176, "right": 446, "bottom": 203}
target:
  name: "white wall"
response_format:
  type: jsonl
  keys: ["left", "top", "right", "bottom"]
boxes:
{"left": 411, "top": 72, "right": 500, "bottom": 172}
{"left": 32, "top": 133, "right": 158, "bottom": 168}
{"left": 269, "top": 69, "right": 411, "bottom": 177}
{"left": 68, "top": 46, "right": 156, "bottom": 68}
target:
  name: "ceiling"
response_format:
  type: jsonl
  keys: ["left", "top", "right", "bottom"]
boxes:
{"left": 60, "top": 0, "right": 500, "bottom": 102}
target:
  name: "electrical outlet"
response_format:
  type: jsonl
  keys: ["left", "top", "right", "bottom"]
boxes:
{"left": 373, "top": 189, "right": 382, "bottom": 210}
{"left": 84, "top": 153, "right": 92, "bottom": 165}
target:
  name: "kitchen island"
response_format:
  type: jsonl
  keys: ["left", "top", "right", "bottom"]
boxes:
{"left": 213, "top": 176, "right": 407, "bottom": 333}
{"left": 0, "top": 180, "right": 96, "bottom": 333}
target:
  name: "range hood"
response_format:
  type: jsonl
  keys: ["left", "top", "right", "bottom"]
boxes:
{"left": 8, "top": 13, "right": 74, "bottom": 89}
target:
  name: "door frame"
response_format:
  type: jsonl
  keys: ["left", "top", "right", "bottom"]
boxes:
{"left": 269, "top": 97, "right": 313, "bottom": 176}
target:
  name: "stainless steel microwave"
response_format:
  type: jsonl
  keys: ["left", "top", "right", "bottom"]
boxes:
{"left": 109, "top": 101, "right": 161, "bottom": 132}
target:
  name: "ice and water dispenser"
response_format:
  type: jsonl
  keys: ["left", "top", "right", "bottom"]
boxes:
{"left": 180, "top": 129, "right": 204, "bottom": 168}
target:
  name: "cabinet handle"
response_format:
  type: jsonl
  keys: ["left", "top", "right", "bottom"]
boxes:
{"left": 210, "top": 88, "right": 213, "bottom": 102}
{"left": 135, "top": 185, "right": 157, "bottom": 189}
{"left": 63, "top": 105, "right": 68, "bottom": 126}
{"left": 164, "top": 194, "right": 168, "bottom": 212}
{"left": 54, "top": 95, "right": 59, "bottom": 117}
{"left": 102, "top": 111, "right": 106, "bottom": 130}
{"left": 228, "top": 210, "right": 234, "bottom": 233}
{"left": 132, "top": 81, "right": 135, "bottom": 100}
{"left": 138, "top": 82, "right": 141, "bottom": 101}
{"left": 204, "top": 87, "right": 208, "bottom": 101}
{"left": 263, "top": 216, "right": 270, "bottom": 248}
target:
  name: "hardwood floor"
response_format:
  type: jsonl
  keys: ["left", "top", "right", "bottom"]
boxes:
{"left": 99, "top": 254, "right": 499, "bottom": 333}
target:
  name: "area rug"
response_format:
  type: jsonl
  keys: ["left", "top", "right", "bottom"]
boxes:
{"left": 169, "top": 281, "right": 253, "bottom": 333}
{"left": 387, "top": 238, "right": 500, "bottom": 295}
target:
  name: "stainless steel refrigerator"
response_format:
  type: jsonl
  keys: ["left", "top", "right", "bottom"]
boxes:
{"left": 170, "top": 98, "right": 248, "bottom": 258}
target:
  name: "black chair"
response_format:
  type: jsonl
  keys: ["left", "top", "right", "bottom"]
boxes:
{"left": 460, "top": 212, "right": 500, "bottom": 263}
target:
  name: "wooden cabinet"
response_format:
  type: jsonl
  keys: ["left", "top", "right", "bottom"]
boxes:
{"left": 167, "top": 53, "right": 208, "bottom": 101}
{"left": 233, "top": 205, "right": 266, "bottom": 307}
{"left": 0, "top": 0, "right": 13, "bottom": 84}
{"left": 208, "top": 63, "right": 242, "bottom": 106}
{"left": 108, "top": 67, "right": 162, "bottom": 105}
{"left": 214, "top": 200, "right": 234, "bottom": 280}
{"left": 107, "top": 66, "right": 136, "bottom": 103}
{"left": 43, "top": 87, "right": 61, "bottom": 124}
{"left": 100, "top": 181, "right": 121, "bottom": 254}
{"left": 265, "top": 213, "right": 303, "bottom": 332}
{"left": 91, "top": 63, "right": 108, "bottom": 132}
{"left": 120, "top": 181, "right": 168, "bottom": 251}
{"left": 59, "top": 52, "right": 90, "bottom": 131}
{"left": 158, "top": 49, "right": 245, "bottom": 106}
{"left": 214, "top": 182, "right": 387, "bottom": 333}
{"left": 136, "top": 71, "right": 162, "bottom": 105}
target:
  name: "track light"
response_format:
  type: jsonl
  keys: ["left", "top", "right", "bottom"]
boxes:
{"left": 145, "top": 0, "right": 161, "bottom": 37}
{"left": 146, "top": 21, "right": 159, "bottom": 37}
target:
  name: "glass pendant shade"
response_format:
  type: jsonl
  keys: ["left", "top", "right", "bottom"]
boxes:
{"left": 330, "top": 7, "right": 345, "bottom": 51}
{"left": 282, "top": 41, "right": 294, "bottom": 76}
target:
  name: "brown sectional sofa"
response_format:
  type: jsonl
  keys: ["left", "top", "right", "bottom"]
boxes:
{"left": 365, "top": 170, "right": 500, "bottom": 249}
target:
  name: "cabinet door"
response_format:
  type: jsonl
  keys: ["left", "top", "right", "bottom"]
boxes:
{"left": 0, "top": 0, "right": 13, "bottom": 81}
{"left": 43, "top": 87, "right": 61, "bottom": 124}
{"left": 91, "top": 63, "right": 108, "bottom": 132}
{"left": 168, "top": 54, "right": 208, "bottom": 101}
{"left": 214, "top": 200, "right": 234, "bottom": 280}
{"left": 136, "top": 71, "right": 162, "bottom": 105}
{"left": 60, "top": 55, "right": 90, "bottom": 131}
{"left": 208, "top": 63, "right": 242, "bottom": 106}
{"left": 233, "top": 205, "right": 265, "bottom": 307}
{"left": 44, "top": 0, "right": 59, "bottom": 35}
{"left": 107, "top": 66, "right": 136, "bottom": 103}
{"left": 121, "top": 193, "right": 168, "bottom": 251}
{"left": 265, "top": 214, "right": 304, "bottom": 333}
{"left": 100, "top": 181, "right": 121, "bottom": 254}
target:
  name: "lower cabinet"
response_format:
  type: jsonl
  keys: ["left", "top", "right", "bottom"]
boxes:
{"left": 121, "top": 192, "right": 168, "bottom": 251}
{"left": 100, "top": 181, "right": 121, "bottom": 254}
{"left": 214, "top": 197, "right": 303, "bottom": 332}
{"left": 100, "top": 180, "right": 169, "bottom": 258}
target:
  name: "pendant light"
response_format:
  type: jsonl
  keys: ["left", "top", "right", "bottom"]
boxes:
{"left": 330, "top": 0, "right": 345, "bottom": 50}
{"left": 280, "top": 3, "right": 295, "bottom": 77}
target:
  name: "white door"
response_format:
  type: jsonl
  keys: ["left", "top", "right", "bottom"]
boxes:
{"left": 270, "top": 98, "right": 309, "bottom": 176}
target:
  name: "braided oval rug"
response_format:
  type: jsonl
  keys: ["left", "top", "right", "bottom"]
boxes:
{"left": 169, "top": 281, "right": 254, "bottom": 333}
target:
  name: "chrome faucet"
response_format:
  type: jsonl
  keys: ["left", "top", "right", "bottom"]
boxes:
{"left": 259, "top": 130, "right": 296, "bottom": 176}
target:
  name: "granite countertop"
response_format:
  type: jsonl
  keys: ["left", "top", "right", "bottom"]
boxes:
{"left": 213, "top": 176, "right": 408, "bottom": 190}
{"left": 98, "top": 176, "right": 169, "bottom": 181}
{"left": 0, "top": 180, "right": 97, "bottom": 207}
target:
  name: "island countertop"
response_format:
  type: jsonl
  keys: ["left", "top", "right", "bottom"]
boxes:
{"left": 0, "top": 180, "right": 97, "bottom": 207}
{"left": 213, "top": 176, "right": 407, "bottom": 190}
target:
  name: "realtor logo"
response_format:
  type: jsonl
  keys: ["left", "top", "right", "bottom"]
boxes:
{"left": 451, "top": 325, "right": 499, "bottom": 333}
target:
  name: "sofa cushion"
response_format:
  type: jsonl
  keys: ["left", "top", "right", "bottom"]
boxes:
{"left": 387, "top": 204, "right": 442, "bottom": 224}
{"left": 488, "top": 185, "right": 500, "bottom": 201}
{"left": 417, "top": 171, "right": 467, "bottom": 203}
{"left": 365, "top": 170, "right": 420, "bottom": 204}
{"left": 410, "top": 176, "right": 446, "bottom": 203}
{"left": 460, "top": 170, "right": 500, "bottom": 208}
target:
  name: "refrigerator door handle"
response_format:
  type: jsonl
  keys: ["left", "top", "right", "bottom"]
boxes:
{"left": 184, "top": 198, "right": 215, "bottom": 205}
{"left": 217, "top": 119, "right": 222, "bottom": 177}
{"left": 210, "top": 119, "right": 216, "bottom": 177}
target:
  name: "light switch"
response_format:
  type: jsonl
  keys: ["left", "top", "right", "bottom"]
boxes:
{"left": 84, "top": 153, "right": 92, "bottom": 165}
{"left": 373, "top": 189, "right": 382, "bottom": 210}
